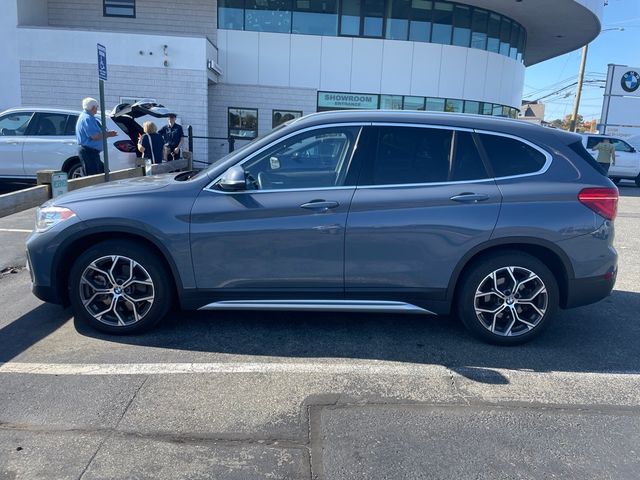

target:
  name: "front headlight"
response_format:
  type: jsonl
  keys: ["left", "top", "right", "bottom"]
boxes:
{"left": 35, "top": 206, "right": 76, "bottom": 232}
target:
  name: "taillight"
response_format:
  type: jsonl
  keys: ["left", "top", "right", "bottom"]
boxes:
{"left": 578, "top": 187, "right": 618, "bottom": 221}
{"left": 114, "top": 140, "right": 137, "bottom": 153}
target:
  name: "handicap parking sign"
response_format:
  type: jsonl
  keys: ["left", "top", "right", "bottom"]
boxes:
{"left": 97, "top": 43, "right": 107, "bottom": 81}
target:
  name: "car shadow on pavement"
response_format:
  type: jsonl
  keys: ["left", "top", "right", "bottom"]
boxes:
{"left": 618, "top": 184, "right": 640, "bottom": 197}
{"left": 0, "top": 303, "right": 72, "bottom": 362}
{"left": 72, "top": 288, "right": 640, "bottom": 376}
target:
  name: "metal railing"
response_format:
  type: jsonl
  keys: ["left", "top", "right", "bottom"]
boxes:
{"left": 185, "top": 125, "right": 236, "bottom": 167}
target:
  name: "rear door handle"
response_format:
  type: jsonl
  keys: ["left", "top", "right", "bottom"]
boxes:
{"left": 449, "top": 193, "right": 490, "bottom": 203}
{"left": 300, "top": 200, "right": 339, "bottom": 212}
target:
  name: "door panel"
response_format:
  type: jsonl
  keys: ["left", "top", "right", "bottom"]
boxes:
{"left": 0, "top": 111, "right": 34, "bottom": 177}
{"left": 22, "top": 113, "right": 76, "bottom": 176}
{"left": 190, "top": 188, "right": 354, "bottom": 290}
{"left": 609, "top": 139, "right": 637, "bottom": 177}
{"left": 345, "top": 125, "right": 501, "bottom": 297}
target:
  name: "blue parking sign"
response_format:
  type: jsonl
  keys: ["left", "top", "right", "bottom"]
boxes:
{"left": 97, "top": 43, "right": 107, "bottom": 81}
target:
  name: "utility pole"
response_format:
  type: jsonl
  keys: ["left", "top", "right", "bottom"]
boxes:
{"left": 569, "top": 44, "right": 588, "bottom": 132}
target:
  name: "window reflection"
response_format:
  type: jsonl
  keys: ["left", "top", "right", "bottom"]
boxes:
{"left": 381, "top": 95, "right": 403, "bottom": 109}
{"left": 452, "top": 5, "right": 471, "bottom": 47}
{"left": 245, "top": 0, "right": 292, "bottom": 33}
{"left": 403, "top": 96, "right": 426, "bottom": 110}
{"left": 431, "top": 2, "right": 453, "bottom": 45}
{"left": 470, "top": 8, "right": 487, "bottom": 50}
{"left": 340, "top": 0, "right": 360, "bottom": 35}
{"left": 409, "top": 0, "right": 432, "bottom": 42}
{"left": 363, "top": 0, "right": 384, "bottom": 37}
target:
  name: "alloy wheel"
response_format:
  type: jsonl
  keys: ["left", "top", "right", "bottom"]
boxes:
{"left": 474, "top": 266, "right": 548, "bottom": 337}
{"left": 79, "top": 255, "right": 155, "bottom": 327}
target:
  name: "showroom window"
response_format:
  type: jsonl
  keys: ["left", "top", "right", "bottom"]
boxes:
{"left": 316, "top": 91, "right": 518, "bottom": 118}
{"left": 219, "top": 0, "right": 245, "bottom": 29}
{"left": 219, "top": 0, "right": 526, "bottom": 62}
{"left": 292, "top": 0, "right": 338, "bottom": 35}
{"left": 452, "top": 4, "right": 471, "bottom": 47}
{"left": 479, "top": 133, "right": 547, "bottom": 178}
{"left": 228, "top": 108, "right": 258, "bottom": 139}
{"left": 104, "top": 0, "right": 135, "bottom": 18}
{"left": 245, "top": 0, "right": 292, "bottom": 33}
{"left": 272, "top": 109, "right": 302, "bottom": 128}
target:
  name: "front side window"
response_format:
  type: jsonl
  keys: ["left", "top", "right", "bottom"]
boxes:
{"left": 104, "top": 0, "right": 135, "bottom": 18}
{"left": 363, "top": 127, "right": 488, "bottom": 185}
{"left": 30, "top": 113, "right": 69, "bottom": 136}
{"left": 239, "top": 126, "right": 361, "bottom": 190}
{"left": 0, "top": 112, "right": 34, "bottom": 136}
{"left": 479, "top": 133, "right": 547, "bottom": 178}
{"left": 228, "top": 108, "right": 258, "bottom": 139}
{"left": 272, "top": 109, "right": 302, "bottom": 128}
{"left": 245, "top": 0, "right": 292, "bottom": 33}
{"left": 611, "top": 139, "right": 634, "bottom": 152}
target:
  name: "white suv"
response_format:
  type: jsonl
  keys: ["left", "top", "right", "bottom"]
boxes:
{"left": 0, "top": 100, "right": 171, "bottom": 180}
{"left": 581, "top": 134, "right": 640, "bottom": 187}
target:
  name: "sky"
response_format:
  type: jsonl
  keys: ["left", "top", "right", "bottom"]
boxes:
{"left": 523, "top": 0, "right": 640, "bottom": 122}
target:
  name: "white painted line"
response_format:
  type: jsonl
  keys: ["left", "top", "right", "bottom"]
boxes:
{"left": 0, "top": 361, "right": 451, "bottom": 377}
{"left": 1, "top": 362, "right": 640, "bottom": 382}
{"left": 0, "top": 228, "right": 32, "bottom": 233}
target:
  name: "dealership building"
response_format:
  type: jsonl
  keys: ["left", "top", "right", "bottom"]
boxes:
{"left": 1, "top": 0, "right": 603, "bottom": 160}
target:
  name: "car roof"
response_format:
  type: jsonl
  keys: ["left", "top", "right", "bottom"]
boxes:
{"left": 287, "top": 110, "right": 582, "bottom": 144}
{"left": 1, "top": 107, "right": 81, "bottom": 115}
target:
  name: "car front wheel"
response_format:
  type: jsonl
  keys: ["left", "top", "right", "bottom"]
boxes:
{"left": 456, "top": 252, "right": 559, "bottom": 345}
{"left": 68, "top": 240, "right": 173, "bottom": 334}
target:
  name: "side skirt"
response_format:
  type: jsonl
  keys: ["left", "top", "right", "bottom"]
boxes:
{"left": 197, "top": 299, "right": 436, "bottom": 315}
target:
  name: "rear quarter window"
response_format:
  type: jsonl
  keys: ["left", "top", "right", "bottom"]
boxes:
{"left": 479, "top": 133, "right": 547, "bottom": 177}
{"left": 568, "top": 141, "right": 607, "bottom": 176}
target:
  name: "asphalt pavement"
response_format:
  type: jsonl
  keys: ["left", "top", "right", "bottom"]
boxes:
{"left": 0, "top": 183, "right": 639, "bottom": 479}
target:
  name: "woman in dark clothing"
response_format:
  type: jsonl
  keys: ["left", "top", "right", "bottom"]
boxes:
{"left": 137, "top": 121, "right": 164, "bottom": 164}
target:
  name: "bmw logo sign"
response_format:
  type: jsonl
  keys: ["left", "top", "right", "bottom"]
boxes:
{"left": 621, "top": 71, "right": 640, "bottom": 92}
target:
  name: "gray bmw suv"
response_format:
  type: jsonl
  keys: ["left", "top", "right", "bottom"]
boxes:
{"left": 26, "top": 111, "right": 618, "bottom": 345}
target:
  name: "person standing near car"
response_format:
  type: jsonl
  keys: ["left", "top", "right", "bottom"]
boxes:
{"left": 592, "top": 138, "right": 616, "bottom": 174}
{"left": 158, "top": 113, "right": 183, "bottom": 161}
{"left": 137, "top": 121, "right": 164, "bottom": 165}
{"left": 75, "top": 97, "right": 117, "bottom": 175}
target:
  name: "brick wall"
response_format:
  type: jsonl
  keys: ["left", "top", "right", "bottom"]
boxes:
{"left": 21, "top": 60, "right": 209, "bottom": 159}
{"left": 47, "top": 0, "right": 217, "bottom": 40}
{"left": 207, "top": 83, "right": 317, "bottom": 161}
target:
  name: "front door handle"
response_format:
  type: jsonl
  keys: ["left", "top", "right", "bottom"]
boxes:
{"left": 450, "top": 192, "right": 490, "bottom": 203}
{"left": 300, "top": 200, "right": 339, "bottom": 212}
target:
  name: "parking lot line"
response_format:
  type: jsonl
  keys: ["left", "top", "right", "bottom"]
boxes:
{"left": 1, "top": 361, "right": 640, "bottom": 379}
{"left": 0, "top": 228, "right": 32, "bottom": 233}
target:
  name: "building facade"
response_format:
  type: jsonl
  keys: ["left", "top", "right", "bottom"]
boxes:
{"left": 1, "top": 0, "right": 603, "bottom": 161}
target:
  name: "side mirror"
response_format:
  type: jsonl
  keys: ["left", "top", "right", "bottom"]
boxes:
{"left": 218, "top": 165, "right": 247, "bottom": 191}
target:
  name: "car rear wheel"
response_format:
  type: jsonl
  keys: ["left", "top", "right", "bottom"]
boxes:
{"left": 456, "top": 252, "right": 559, "bottom": 345}
{"left": 68, "top": 240, "right": 173, "bottom": 334}
{"left": 66, "top": 160, "right": 85, "bottom": 179}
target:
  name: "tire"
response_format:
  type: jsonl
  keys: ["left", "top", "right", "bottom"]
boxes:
{"left": 66, "top": 160, "right": 85, "bottom": 179}
{"left": 456, "top": 251, "right": 559, "bottom": 346}
{"left": 68, "top": 240, "right": 173, "bottom": 334}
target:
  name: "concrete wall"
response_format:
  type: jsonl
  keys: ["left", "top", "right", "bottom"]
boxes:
{"left": 207, "top": 83, "right": 317, "bottom": 161}
{"left": 47, "top": 0, "right": 217, "bottom": 40}
{"left": 217, "top": 30, "right": 525, "bottom": 109}
{"left": 20, "top": 60, "right": 208, "bottom": 159}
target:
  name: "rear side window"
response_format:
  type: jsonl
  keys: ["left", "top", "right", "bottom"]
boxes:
{"left": 30, "top": 113, "right": 69, "bottom": 136}
{"left": 363, "top": 126, "right": 488, "bottom": 185}
{"left": 65, "top": 115, "right": 78, "bottom": 136}
{"left": 479, "top": 133, "right": 547, "bottom": 177}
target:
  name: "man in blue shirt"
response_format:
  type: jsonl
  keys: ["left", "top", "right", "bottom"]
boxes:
{"left": 75, "top": 97, "right": 117, "bottom": 175}
{"left": 158, "top": 113, "right": 184, "bottom": 161}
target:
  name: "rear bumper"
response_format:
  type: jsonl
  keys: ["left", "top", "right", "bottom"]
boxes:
{"left": 564, "top": 267, "right": 617, "bottom": 309}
